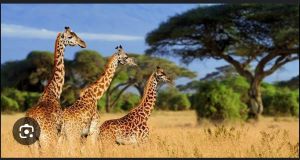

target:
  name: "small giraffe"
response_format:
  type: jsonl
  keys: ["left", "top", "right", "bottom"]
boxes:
{"left": 99, "top": 66, "right": 171, "bottom": 145}
{"left": 26, "top": 27, "right": 86, "bottom": 154}
{"left": 59, "top": 45, "right": 136, "bottom": 150}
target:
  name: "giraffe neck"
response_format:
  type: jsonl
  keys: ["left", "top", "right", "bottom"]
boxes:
{"left": 40, "top": 33, "right": 65, "bottom": 101}
{"left": 132, "top": 73, "right": 158, "bottom": 121}
{"left": 78, "top": 54, "right": 119, "bottom": 105}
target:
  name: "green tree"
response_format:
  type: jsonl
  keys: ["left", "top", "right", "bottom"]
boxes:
{"left": 146, "top": 4, "right": 299, "bottom": 119}
{"left": 1, "top": 51, "right": 53, "bottom": 92}
{"left": 157, "top": 87, "right": 191, "bottom": 111}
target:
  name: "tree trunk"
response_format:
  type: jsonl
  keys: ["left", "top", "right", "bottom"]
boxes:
{"left": 247, "top": 79, "right": 264, "bottom": 120}
{"left": 108, "top": 84, "right": 132, "bottom": 109}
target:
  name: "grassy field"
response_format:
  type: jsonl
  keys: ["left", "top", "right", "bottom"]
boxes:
{"left": 1, "top": 110, "right": 299, "bottom": 158}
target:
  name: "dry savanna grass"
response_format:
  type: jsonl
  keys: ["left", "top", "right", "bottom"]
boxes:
{"left": 1, "top": 111, "right": 299, "bottom": 158}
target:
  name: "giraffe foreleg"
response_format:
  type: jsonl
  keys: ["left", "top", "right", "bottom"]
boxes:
{"left": 87, "top": 112, "right": 100, "bottom": 145}
{"left": 28, "top": 141, "right": 41, "bottom": 157}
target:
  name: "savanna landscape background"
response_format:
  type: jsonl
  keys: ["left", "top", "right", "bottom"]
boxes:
{"left": 1, "top": 4, "right": 299, "bottom": 158}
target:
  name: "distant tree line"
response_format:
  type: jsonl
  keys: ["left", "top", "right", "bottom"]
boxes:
{"left": 1, "top": 50, "right": 298, "bottom": 123}
{"left": 1, "top": 50, "right": 196, "bottom": 113}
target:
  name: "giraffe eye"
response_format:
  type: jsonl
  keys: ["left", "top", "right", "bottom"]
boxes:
{"left": 68, "top": 36, "right": 72, "bottom": 39}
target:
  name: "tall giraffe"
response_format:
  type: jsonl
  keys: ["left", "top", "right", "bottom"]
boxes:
{"left": 99, "top": 66, "right": 171, "bottom": 145}
{"left": 26, "top": 27, "right": 86, "bottom": 153}
{"left": 59, "top": 45, "right": 136, "bottom": 150}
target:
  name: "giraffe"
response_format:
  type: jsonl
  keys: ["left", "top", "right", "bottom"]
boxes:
{"left": 99, "top": 66, "right": 171, "bottom": 145}
{"left": 59, "top": 45, "right": 136, "bottom": 152}
{"left": 26, "top": 27, "right": 86, "bottom": 154}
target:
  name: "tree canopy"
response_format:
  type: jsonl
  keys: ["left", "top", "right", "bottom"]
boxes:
{"left": 1, "top": 51, "right": 54, "bottom": 92}
{"left": 146, "top": 4, "right": 299, "bottom": 119}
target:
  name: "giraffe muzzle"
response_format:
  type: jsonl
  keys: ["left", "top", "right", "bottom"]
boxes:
{"left": 78, "top": 40, "right": 87, "bottom": 48}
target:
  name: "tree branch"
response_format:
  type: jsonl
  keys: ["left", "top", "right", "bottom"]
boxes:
{"left": 109, "top": 82, "right": 129, "bottom": 96}
{"left": 256, "top": 48, "right": 299, "bottom": 78}
{"left": 109, "top": 83, "right": 133, "bottom": 109}
{"left": 262, "top": 55, "right": 299, "bottom": 77}
{"left": 219, "top": 53, "right": 253, "bottom": 80}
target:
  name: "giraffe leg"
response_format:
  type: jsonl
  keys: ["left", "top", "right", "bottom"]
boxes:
{"left": 38, "top": 133, "right": 53, "bottom": 156}
{"left": 88, "top": 112, "right": 100, "bottom": 145}
{"left": 64, "top": 125, "right": 82, "bottom": 156}
{"left": 57, "top": 129, "right": 67, "bottom": 156}
{"left": 29, "top": 141, "right": 41, "bottom": 157}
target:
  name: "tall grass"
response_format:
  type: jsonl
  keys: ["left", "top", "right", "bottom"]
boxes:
{"left": 1, "top": 111, "right": 299, "bottom": 158}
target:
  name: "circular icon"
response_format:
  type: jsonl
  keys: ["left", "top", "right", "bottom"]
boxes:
{"left": 12, "top": 117, "right": 40, "bottom": 145}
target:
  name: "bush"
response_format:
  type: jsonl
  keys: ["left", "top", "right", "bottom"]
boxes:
{"left": 1, "top": 95, "right": 19, "bottom": 111}
{"left": 222, "top": 76, "right": 249, "bottom": 103}
{"left": 157, "top": 87, "right": 191, "bottom": 111}
{"left": 1, "top": 88, "right": 40, "bottom": 111}
{"left": 193, "top": 81, "right": 248, "bottom": 122}
{"left": 97, "top": 92, "right": 140, "bottom": 113}
{"left": 262, "top": 87, "right": 299, "bottom": 116}
{"left": 117, "top": 93, "right": 140, "bottom": 111}
{"left": 24, "top": 92, "right": 40, "bottom": 111}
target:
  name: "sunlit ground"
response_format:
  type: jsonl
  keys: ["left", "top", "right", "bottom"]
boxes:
{"left": 1, "top": 111, "right": 299, "bottom": 158}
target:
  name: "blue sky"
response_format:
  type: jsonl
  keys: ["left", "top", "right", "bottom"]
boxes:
{"left": 1, "top": 4, "right": 299, "bottom": 85}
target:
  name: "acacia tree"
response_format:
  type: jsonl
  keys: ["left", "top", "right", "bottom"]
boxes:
{"left": 146, "top": 4, "right": 299, "bottom": 119}
{"left": 104, "top": 54, "right": 196, "bottom": 112}
{"left": 1, "top": 51, "right": 54, "bottom": 92}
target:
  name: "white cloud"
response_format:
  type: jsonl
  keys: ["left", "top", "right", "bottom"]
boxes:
{"left": 1, "top": 23, "right": 143, "bottom": 41}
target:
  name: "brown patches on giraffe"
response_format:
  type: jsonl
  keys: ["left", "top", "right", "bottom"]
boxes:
{"left": 25, "top": 27, "right": 86, "bottom": 155}
{"left": 99, "top": 66, "right": 171, "bottom": 145}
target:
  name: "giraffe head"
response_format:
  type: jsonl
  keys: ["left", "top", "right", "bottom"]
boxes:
{"left": 60, "top": 26, "right": 86, "bottom": 48}
{"left": 115, "top": 45, "right": 137, "bottom": 66}
{"left": 154, "top": 66, "right": 171, "bottom": 83}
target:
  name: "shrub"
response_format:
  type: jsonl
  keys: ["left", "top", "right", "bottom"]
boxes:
{"left": 222, "top": 76, "right": 249, "bottom": 103}
{"left": 262, "top": 87, "right": 299, "bottom": 116}
{"left": 1, "top": 95, "right": 19, "bottom": 111}
{"left": 118, "top": 93, "right": 140, "bottom": 111}
{"left": 157, "top": 87, "right": 191, "bottom": 111}
{"left": 193, "top": 81, "right": 248, "bottom": 122}
{"left": 24, "top": 92, "right": 40, "bottom": 111}
{"left": 1, "top": 88, "right": 40, "bottom": 111}
{"left": 1, "top": 88, "right": 27, "bottom": 107}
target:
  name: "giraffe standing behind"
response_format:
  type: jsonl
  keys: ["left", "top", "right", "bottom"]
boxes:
{"left": 59, "top": 46, "right": 136, "bottom": 152}
{"left": 99, "top": 66, "right": 171, "bottom": 145}
{"left": 26, "top": 27, "right": 86, "bottom": 154}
